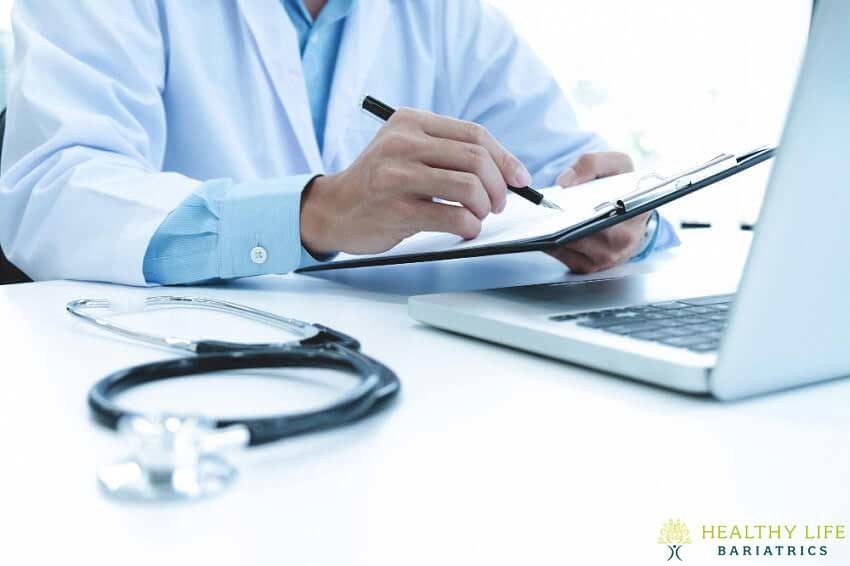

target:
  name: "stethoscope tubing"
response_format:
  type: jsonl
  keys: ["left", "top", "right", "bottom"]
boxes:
{"left": 71, "top": 297, "right": 401, "bottom": 447}
{"left": 88, "top": 345, "right": 399, "bottom": 446}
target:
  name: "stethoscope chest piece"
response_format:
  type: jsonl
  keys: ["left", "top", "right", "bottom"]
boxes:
{"left": 98, "top": 414, "right": 248, "bottom": 501}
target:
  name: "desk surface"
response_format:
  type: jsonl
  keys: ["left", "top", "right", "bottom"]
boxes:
{"left": 3, "top": 230, "right": 849, "bottom": 565}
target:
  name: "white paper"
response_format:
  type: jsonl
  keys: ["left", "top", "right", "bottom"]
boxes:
{"left": 334, "top": 171, "right": 640, "bottom": 262}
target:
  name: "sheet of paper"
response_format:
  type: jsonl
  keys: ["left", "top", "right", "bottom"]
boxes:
{"left": 334, "top": 171, "right": 640, "bottom": 261}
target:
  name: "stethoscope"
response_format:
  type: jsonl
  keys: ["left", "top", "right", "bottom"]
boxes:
{"left": 66, "top": 296, "right": 400, "bottom": 502}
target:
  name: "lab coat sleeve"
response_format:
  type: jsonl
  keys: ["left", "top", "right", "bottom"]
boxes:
{"left": 0, "top": 1, "right": 308, "bottom": 285}
{"left": 437, "top": 0, "right": 678, "bottom": 258}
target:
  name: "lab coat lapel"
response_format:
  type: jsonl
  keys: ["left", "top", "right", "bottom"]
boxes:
{"left": 237, "top": 0, "right": 324, "bottom": 172}
{"left": 322, "top": 0, "right": 390, "bottom": 167}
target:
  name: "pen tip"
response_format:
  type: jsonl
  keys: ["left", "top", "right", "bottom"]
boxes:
{"left": 542, "top": 199, "right": 564, "bottom": 211}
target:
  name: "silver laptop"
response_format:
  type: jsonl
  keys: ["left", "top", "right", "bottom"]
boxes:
{"left": 408, "top": 0, "right": 850, "bottom": 400}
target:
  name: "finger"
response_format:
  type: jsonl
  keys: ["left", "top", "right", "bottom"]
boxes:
{"left": 378, "top": 156, "right": 492, "bottom": 220}
{"left": 547, "top": 247, "right": 598, "bottom": 274}
{"left": 413, "top": 166, "right": 491, "bottom": 220}
{"left": 558, "top": 152, "right": 635, "bottom": 187}
{"left": 563, "top": 221, "right": 643, "bottom": 269}
{"left": 418, "top": 112, "right": 532, "bottom": 190}
{"left": 561, "top": 235, "right": 624, "bottom": 271}
{"left": 413, "top": 200, "right": 483, "bottom": 240}
{"left": 416, "top": 138, "right": 508, "bottom": 214}
{"left": 550, "top": 213, "right": 650, "bottom": 273}
{"left": 598, "top": 214, "right": 649, "bottom": 254}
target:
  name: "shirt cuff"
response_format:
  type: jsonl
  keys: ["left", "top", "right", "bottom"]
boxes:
{"left": 630, "top": 210, "right": 680, "bottom": 262}
{"left": 144, "top": 174, "right": 318, "bottom": 284}
{"left": 217, "top": 174, "right": 316, "bottom": 278}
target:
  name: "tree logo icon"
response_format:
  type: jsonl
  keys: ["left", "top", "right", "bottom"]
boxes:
{"left": 658, "top": 518, "right": 692, "bottom": 561}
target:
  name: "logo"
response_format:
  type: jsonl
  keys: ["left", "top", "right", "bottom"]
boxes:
{"left": 659, "top": 518, "right": 693, "bottom": 561}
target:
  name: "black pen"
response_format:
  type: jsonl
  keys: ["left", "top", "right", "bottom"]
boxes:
{"left": 361, "top": 95, "right": 563, "bottom": 211}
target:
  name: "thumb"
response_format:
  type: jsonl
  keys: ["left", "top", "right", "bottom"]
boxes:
{"left": 557, "top": 167, "right": 578, "bottom": 187}
{"left": 559, "top": 152, "right": 634, "bottom": 188}
{"left": 558, "top": 154, "right": 600, "bottom": 187}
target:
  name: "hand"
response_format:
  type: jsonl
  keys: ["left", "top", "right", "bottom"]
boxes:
{"left": 300, "top": 108, "right": 532, "bottom": 255}
{"left": 547, "top": 152, "right": 652, "bottom": 274}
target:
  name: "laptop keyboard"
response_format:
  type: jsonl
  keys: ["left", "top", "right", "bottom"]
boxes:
{"left": 550, "top": 294, "right": 735, "bottom": 353}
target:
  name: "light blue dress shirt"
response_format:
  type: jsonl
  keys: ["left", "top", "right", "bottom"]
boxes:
{"left": 282, "top": 0, "right": 355, "bottom": 153}
{"left": 142, "top": 0, "right": 673, "bottom": 284}
{"left": 143, "top": 0, "right": 353, "bottom": 284}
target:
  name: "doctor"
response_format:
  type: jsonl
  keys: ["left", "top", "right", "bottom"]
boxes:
{"left": 0, "top": 0, "right": 677, "bottom": 285}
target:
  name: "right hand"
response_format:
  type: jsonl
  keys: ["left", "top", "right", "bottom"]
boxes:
{"left": 300, "top": 108, "right": 532, "bottom": 256}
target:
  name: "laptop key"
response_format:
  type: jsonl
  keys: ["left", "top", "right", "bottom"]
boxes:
{"left": 550, "top": 313, "right": 580, "bottom": 321}
{"left": 605, "top": 322, "right": 663, "bottom": 335}
{"left": 680, "top": 323, "right": 716, "bottom": 334}
{"left": 676, "top": 315, "right": 710, "bottom": 325}
{"left": 579, "top": 317, "right": 638, "bottom": 329}
{"left": 622, "top": 322, "right": 669, "bottom": 333}
{"left": 630, "top": 329, "right": 675, "bottom": 341}
{"left": 678, "top": 294, "right": 735, "bottom": 306}
{"left": 586, "top": 309, "right": 636, "bottom": 319}
{"left": 651, "top": 301, "right": 690, "bottom": 310}
{"left": 655, "top": 319, "right": 685, "bottom": 328}
{"left": 660, "top": 335, "right": 709, "bottom": 347}
{"left": 578, "top": 311, "right": 654, "bottom": 326}
{"left": 682, "top": 306, "right": 715, "bottom": 315}
{"left": 664, "top": 326, "right": 697, "bottom": 336}
{"left": 689, "top": 342, "right": 720, "bottom": 353}
{"left": 629, "top": 307, "right": 660, "bottom": 315}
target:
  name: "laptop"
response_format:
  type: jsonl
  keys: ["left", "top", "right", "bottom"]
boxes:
{"left": 408, "top": 0, "right": 850, "bottom": 400}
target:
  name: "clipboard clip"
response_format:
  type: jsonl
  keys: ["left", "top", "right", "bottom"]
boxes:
{"left": 593, "top": 146, "right": 775, "bottom": 215}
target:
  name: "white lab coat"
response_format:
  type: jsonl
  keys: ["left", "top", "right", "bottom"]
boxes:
{"left": 0, "top": 0, "right": 603, "bottom": 285}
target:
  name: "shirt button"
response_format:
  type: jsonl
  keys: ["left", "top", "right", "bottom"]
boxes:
{"left": 250, "top": 246, "right": 268, "bottom": 265}
{"left": 310, "top": 33, "right": 319, "bottom": 43}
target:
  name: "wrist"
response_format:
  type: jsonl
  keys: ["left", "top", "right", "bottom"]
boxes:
{"left": 300, "top": 175, "right": 337, "bottom": 256}
{"left": 632, "top": 210, "right": 659, "bottom": 261}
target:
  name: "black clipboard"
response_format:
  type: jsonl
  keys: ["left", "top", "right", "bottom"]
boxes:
{"left": 298, "top": 147, "right": 775, "bottom": 273}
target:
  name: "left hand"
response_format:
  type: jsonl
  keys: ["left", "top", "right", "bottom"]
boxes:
{"left": 547, "top": 151, "right": 652, "bottom": 274}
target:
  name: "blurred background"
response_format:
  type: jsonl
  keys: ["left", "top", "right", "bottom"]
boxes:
{"left": 487, "top": 0, "right": 810, "bottom": 227}
{"left": 0, "top": 0, "right": 811, "bottom": 227}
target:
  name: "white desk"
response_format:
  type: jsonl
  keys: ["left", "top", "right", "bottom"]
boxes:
{"left": 3, "top": 230, "right": 849, "bottom": 565}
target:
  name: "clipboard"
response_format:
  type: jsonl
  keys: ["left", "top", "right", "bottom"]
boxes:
{"left": 298, "top": 147, "right": 775, "bottom": 273}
